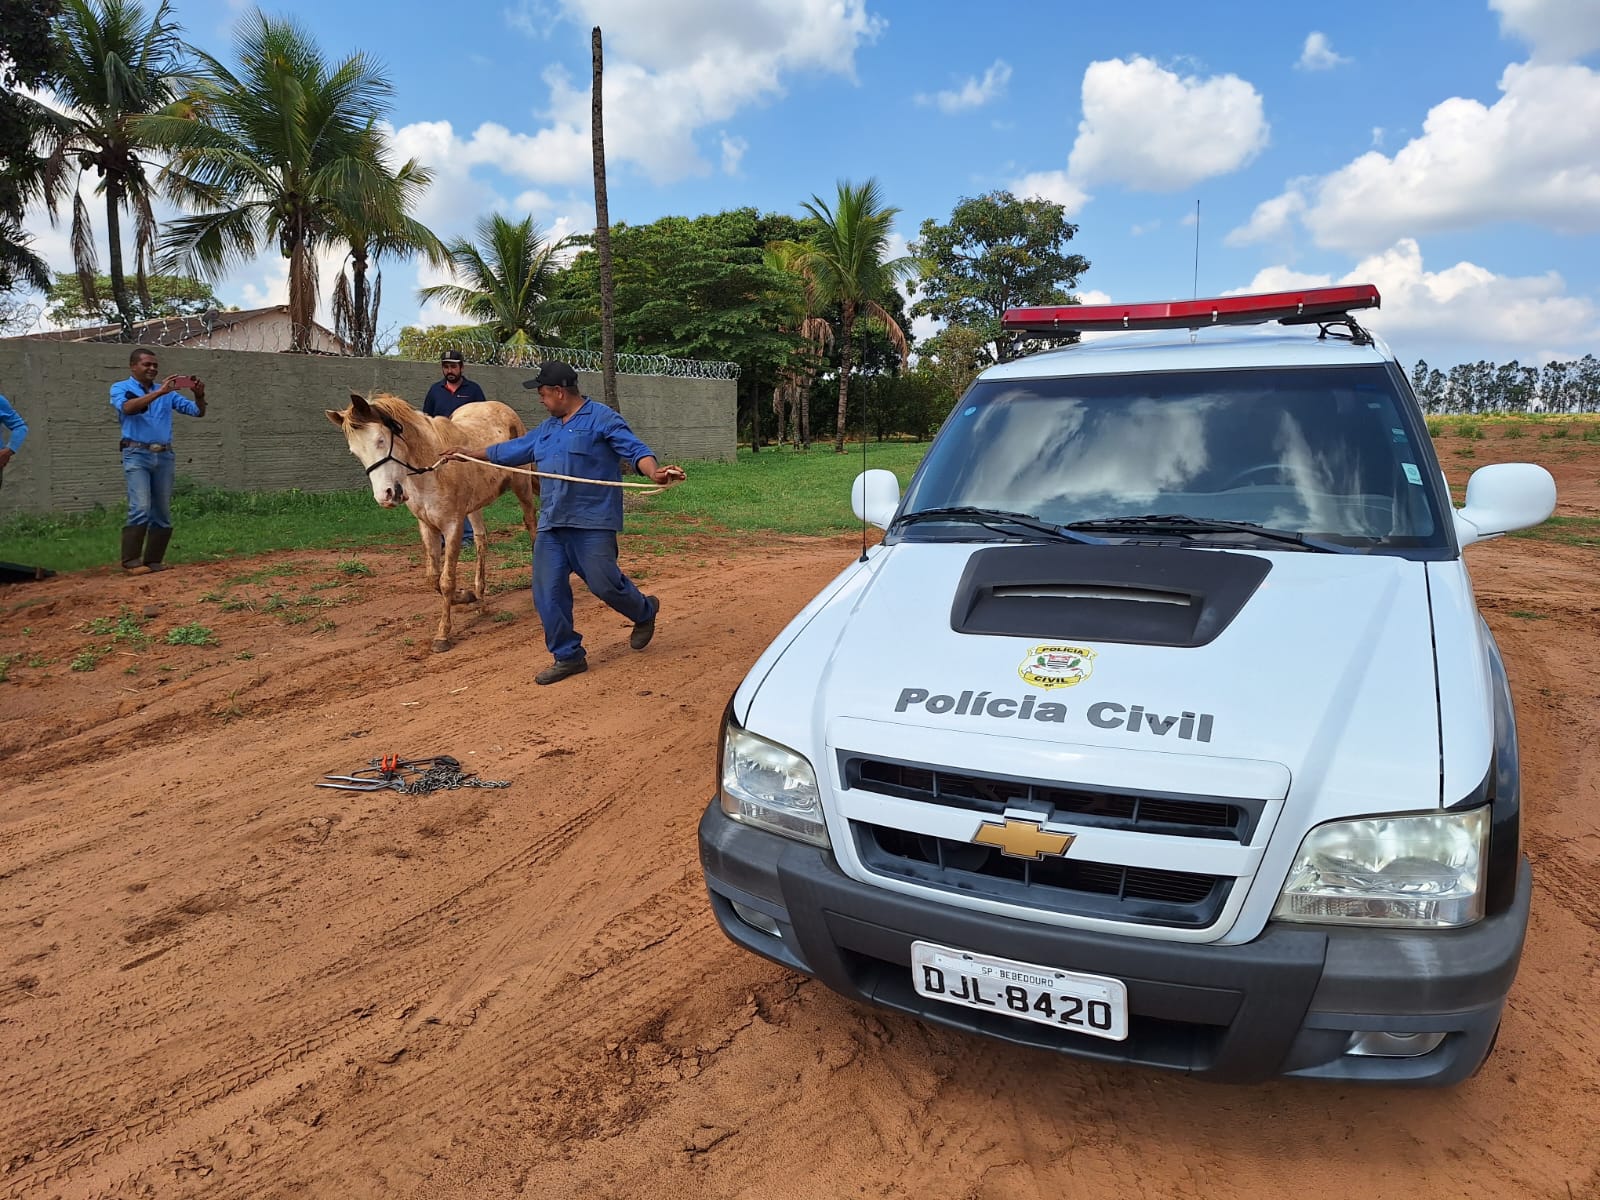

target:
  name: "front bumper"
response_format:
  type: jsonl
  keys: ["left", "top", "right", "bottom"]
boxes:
{"left": 699, "top": 802, "right": 1530, "bottom": 1085}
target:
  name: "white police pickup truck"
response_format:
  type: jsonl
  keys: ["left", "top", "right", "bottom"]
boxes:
{"left": 698, "top": 285, "right": 1558, "bottom": 1085}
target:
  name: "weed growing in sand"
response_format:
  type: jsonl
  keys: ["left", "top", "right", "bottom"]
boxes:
{"left": 70, "top": 648, "right": 104, "bottom": 671}
{"left": 166, "top": 622, "right": 217, "bottom": 646}
{"left": 0, "top": 653, "right": 20, "bottom": 682}
{"left": 313, "top": 619, "right": 337, "bottom": 633}
{"left": 1455, "top": 422, "right": 1484, "bottom": 439}
{"left": 1509, "top": 610, "right": 1548, "bottom": 620}
{"left": 236, "top": 651, "right": 254, "bottom": 660}
{"left": 86, "top": 609, "right": 150, "bottom": 646}
{"left": 492, "top": 611, "right": 516, "bottom": 623}
{"left": 1503, "top": 424, "right": 1525, "bottom": 439}
{"left": 228, "top": 563, "right": 297, "bottom": 586}
{"left": 338, "top": 559, "right": 374, "bottom": 576}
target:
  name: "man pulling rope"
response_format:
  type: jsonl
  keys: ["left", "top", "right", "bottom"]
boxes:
{"left": 432, "top": 360, "right": 686, "bottom": 685}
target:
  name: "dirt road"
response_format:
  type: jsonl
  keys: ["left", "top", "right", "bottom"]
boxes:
{"left": 3, "top": 432, "right": 1598, "bottom": 1199}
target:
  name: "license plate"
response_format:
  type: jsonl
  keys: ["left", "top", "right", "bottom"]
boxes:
{"left": 910, "top": 941, "right": 1129, "bottom": 1042}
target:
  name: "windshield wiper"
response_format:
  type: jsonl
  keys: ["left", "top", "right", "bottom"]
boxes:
{"left": 1062, "top": 514, "right": 1361, "bottom": 554}
{"left": 893, "top": 506, "right": 1101, "bottom": 544}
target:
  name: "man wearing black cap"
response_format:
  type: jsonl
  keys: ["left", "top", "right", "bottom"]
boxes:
{"left": 435, "top": 360, "right": 686, "bottom": 685}
{"left": 423, "top": 350, "right": 488, "bottom": 545}
{"left": 423, "top": 350, "right": 487, "bottom": 419}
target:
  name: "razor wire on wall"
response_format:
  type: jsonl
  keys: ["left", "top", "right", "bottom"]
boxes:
{"left": 29, "top": 312, "right": 741, "bottom": 381}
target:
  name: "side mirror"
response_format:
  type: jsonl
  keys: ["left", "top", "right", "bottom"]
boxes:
{"left": 852, "top": 469, "right": 900, "bottom": 530}
{"left": 1453, "top": 463, "right": 1556, "bottom": 547}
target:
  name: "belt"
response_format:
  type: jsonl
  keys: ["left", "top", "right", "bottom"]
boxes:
{"left": 121, "top": 439, "right": 172, "bottom": 452}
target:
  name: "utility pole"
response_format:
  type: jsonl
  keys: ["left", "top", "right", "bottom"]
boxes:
{"left": 591, "top": 27, "right": 617, "bottom": 412}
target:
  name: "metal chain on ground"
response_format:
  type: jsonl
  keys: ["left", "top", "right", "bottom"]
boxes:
{"left": 398, "top": 763, "right": 512, "bottom": 794}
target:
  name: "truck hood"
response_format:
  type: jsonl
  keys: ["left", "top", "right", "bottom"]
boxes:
{"left": 743, "top": 542, "right": 1444, "bottom": 816}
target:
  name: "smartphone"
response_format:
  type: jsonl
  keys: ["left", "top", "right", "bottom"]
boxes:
{"left": 170, "top": 375, "right": 197, "bottom": 389}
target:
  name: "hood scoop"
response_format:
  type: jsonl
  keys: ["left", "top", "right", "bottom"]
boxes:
{"left": 949, "top": 544, "right": 1271, "bottom": 648}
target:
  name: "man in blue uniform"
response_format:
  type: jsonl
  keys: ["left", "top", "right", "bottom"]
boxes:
{"left": 0, "top": 391, "right": 26, "bottom": 492}
{"left": 423, "top": 350, "right": 488, "bottom": 545}
{"left": 437, "top": 360, "right": 685, "bottom": 684}
{"left": 110, "top": 347, "right": 208, "bottom": 574}
{"left": 422, "top": 350, "right": 486, "bottom": 418}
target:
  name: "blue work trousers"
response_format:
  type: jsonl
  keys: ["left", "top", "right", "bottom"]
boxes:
{"left": 533, "top": 527, "right": 652, "bottom": 663}
{"left": 122, "top": 447, "right": 176, "bottom": 528}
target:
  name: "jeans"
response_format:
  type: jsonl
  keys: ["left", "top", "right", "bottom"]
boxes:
{"left": 122, "top": 447, "right": 175, "bottom": 528}
{"left": 532, "top": 527, "right": 653, "bottom": 662}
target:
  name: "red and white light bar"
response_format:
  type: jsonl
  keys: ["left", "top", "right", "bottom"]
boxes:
{"left": 1002, "top": 284, "right": 1381, "bottom": 335}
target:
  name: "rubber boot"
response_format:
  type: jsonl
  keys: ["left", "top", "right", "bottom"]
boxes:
{"left": 121, "top": 525, "right": 151, "bottom": 575}
{"left": 142, "top": 526, "right": 173, "bottom": 572}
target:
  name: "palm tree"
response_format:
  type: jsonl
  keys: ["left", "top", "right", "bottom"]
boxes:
{"left": 139, "top": 10, "right": 398, "bottom": 352}
{"left": 38, "top": 0, "right": 189, "bottom": 337}
{"left": 418, "top": 213, "right": 576, "bottom": 350}
{"left": 330, "top": 157, "right": 445, "bottom": 357}
{"left": 799, "top": 179, "right": 916, "bottom": 452}
{"left": 763, "top": 240, "right": 832, "bottom": 450}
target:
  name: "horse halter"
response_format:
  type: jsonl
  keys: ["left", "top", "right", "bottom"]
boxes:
{"left": 364, "top": 422, "right": 434, "bottom": 478}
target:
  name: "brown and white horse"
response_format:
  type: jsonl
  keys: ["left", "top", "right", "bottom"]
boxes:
{"left": 326, "top": 392, "right": 538, "bottom": 651}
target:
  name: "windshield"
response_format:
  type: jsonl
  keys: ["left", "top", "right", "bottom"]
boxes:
{"left": 900, "top": 365, "right": 1447, "bottom": 551}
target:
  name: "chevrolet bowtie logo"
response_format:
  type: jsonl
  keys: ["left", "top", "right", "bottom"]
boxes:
{"left": 971, "top": 817, "right": 1076, "bottom": 861}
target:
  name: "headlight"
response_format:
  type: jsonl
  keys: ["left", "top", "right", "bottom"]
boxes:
{"left": 719, "top": 725, "right": 829, "bottom": 848}
{"left": 1273, "top": 808, "right": 1488, "bottom": 928}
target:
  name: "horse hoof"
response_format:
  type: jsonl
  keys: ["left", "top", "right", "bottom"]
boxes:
{"left": 431, "top": 638, "right": 452, "bottom": 653}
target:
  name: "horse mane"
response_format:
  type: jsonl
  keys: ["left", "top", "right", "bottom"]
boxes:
{"left": 352, "top": 392, "right": 474, "bottom": 451}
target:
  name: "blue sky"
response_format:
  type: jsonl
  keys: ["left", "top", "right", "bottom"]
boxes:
{"left": 23, "top": 0, "right": 1600, "bottom": 369}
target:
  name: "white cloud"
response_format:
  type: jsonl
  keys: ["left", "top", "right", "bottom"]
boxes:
{"left": 915, "top": 60, "right": 1013, "bottom": 114}
{"left": 1225, "top": 188, "right": 1308, "bottom": 247}
{"left": 1490, "top": 0, "right": 1600, "bottom": 62}
{"left": 1296, "top": 32, "right": 1350, "bottom": 71}
{"left": 1234, "top": 239, "right": 1600, "bottom": 362}
{"left": 1008, "top": 170, "right": 1091, "bottom": 216}
{"left": 1231, "top": 61, "right": 1600, "bottom": 253}
{"left": 1371, "top": 126, "right": 1385, "bottom": 147}
{"left": 1065, "top": 56, "right": 1269, "bottom": 192}
{"left": 719, "top": 132, "right": 749, "bottom": 174}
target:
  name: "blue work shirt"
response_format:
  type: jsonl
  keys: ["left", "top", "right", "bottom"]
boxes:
{"left": 422, "top": 377, "right": 487, "bottom": 419}
{"left": 487, "top": 398, "right": 655, "bottom": 532}
{"left": 0, "top": 393, "right": 26, "bottom": 452}
{"left": 110, "top": 376, "right": 201, "bottom": 443}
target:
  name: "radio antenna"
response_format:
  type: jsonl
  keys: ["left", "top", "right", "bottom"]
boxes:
{"left": 859, "top": 379, "right": 870, "bottom": 563}
{"left": 1192, "top": 199, "right": 1201, "bottom": 299}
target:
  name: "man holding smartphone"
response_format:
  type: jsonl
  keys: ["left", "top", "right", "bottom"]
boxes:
{"left": 110, "top": 347, "right": 208, "bottom": 574}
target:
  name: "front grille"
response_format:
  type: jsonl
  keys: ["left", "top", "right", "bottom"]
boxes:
{"left": 843, "top": 756, "right": 1263, "bottom": 842}
{"left": 855, "top": 822, "right": 1230, "bottom": 928}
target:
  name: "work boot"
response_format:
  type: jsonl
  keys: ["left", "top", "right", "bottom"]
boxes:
{"left": 630, "top": 596, "right": 659, "bottom": 650}
{"left": 121, "top": 525, "right": 151, "bottom": 575}
{"left": 142, "top": 526, "right": 173, "bottom": 572}
{"left": 535, "top": 657, "right": 588, "bottom": 685}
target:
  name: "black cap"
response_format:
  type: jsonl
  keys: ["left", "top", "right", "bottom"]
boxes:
{"left": 440, "top": 349, "right": 465, "bottom": 364}
{"left": 522, "top": 360, "right": 579, "bottom": 390}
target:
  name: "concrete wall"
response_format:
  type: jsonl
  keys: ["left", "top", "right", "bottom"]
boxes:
{"left": 0, "top": 340, "right": 736, "bottom": 514}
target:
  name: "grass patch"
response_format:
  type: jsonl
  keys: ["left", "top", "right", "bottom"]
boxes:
{"left": 0, "top": 653, "right": 20, "bottom": 682}
{"left": 1508, "top": 515, "right": 1600, "bottom": 547}
{"left": 166, "top": 622, "right": 218, "bottom": 646}
{"left": 70, "top": 648, "right": 105, "bottom": 672}
{"left": 228, "top": 562, "right": 298, "bottom": 586}
{"left": 0, "top": 445, "right": 932, "bottom": 574}
{"left": 85, "top": 608, "right": 150, "bottom": 646}
{"left": 1508, "top": 610, "right": 1548, "bottom": 620}
{"left": 1454, "top": 422, "right": 1484, "bottom": 439}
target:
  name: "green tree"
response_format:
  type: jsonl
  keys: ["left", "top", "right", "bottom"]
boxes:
{"left": 419, "top": 213, "right": 575, "bottom": 348}
{"left": 909, "top": 190, "right": 1090, "bottom": 364}
{"left": 141, "top": 9, "right": 403, "bottom": 352}
{"left": 763, "top": 238, "right": 830, "bottom": 449}
{"left": 1, "top": 0, "right": 62, "bottom": 295}
{"left": 797, "top": 179, "right": 917, "bottom": 452}
{"left": 37, "top": 0, "right": 188, "bottom": 335}
{"left": 45, "top": 268, "right": 219, "bottom": 324}
{"left": 552, "top": 208, "right": 813, "bottom": 447}
{"left": 329, "top": 156, "right": 444, "bottom": 357}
